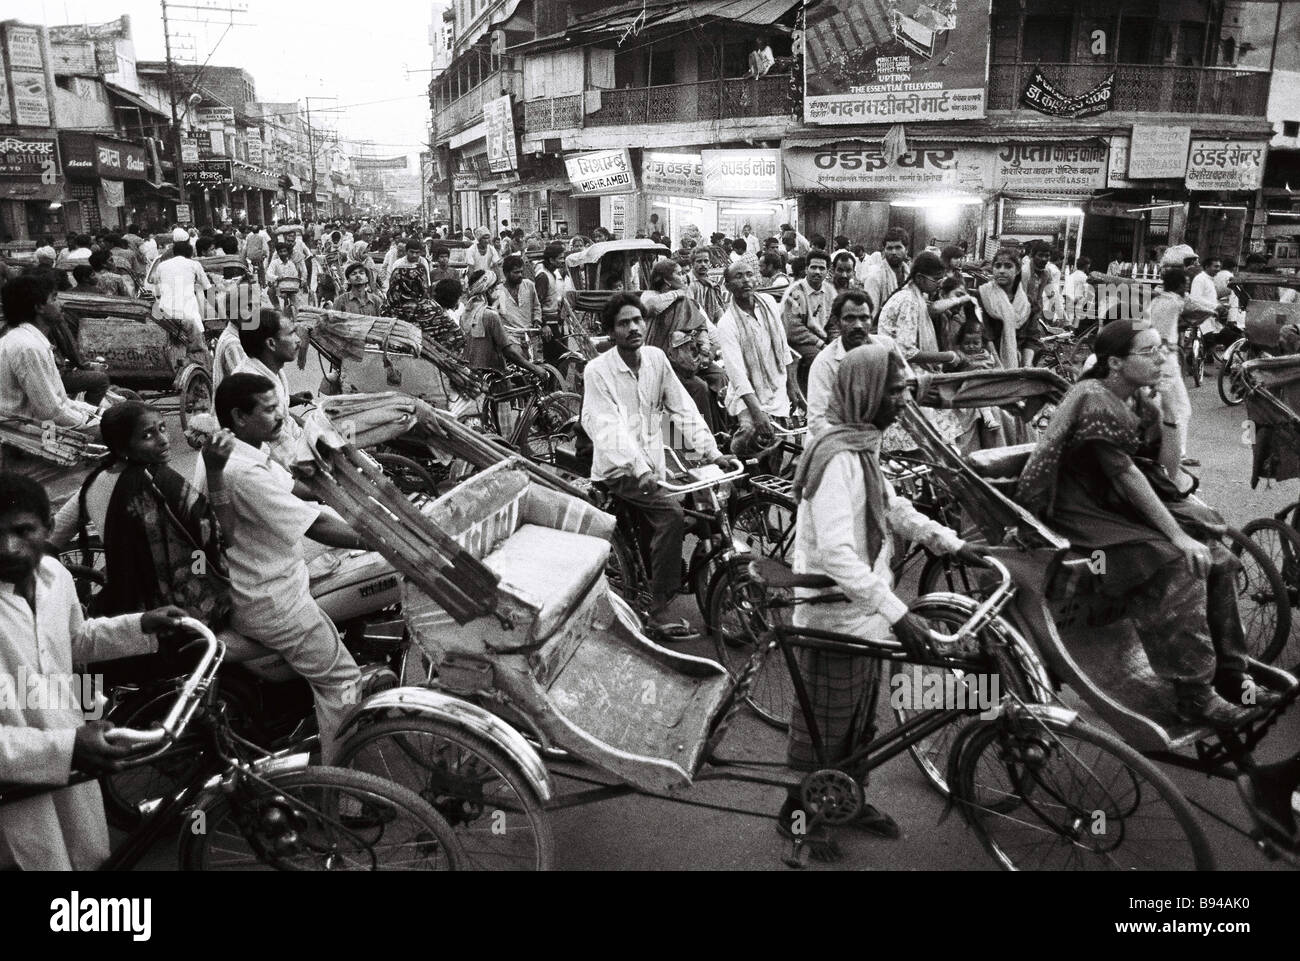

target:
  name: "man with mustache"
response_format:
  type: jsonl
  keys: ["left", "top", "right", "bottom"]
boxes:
{"left": 233, "top": 308, "right": 310, "bottom": 469}
{"left": 806, "top": 290, "right": 898, "bottom": 440}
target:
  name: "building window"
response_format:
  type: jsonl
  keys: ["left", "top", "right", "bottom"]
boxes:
{"left": 1283, "top": 120, "right": 1300, "bottom": 137}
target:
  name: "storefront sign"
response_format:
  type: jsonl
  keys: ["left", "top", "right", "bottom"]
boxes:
{"left": 6, "top": 23, "right": 53, "bottom": 127}
{"left": 1106, "top": 136, "right": 1133, "bottom": 189}
{"left": 641, "top": 152, "right": 705, "bottom": 198}
{"left": 992, "top": 142, "right": 1108, "bottom": 193}
{"left": 181, "top": 136, "right": 200, "bottom": 164}
{"left": 483, "top": 94, "right": 519, "bottom": 174}
{"left": 609, "top": 195, "right": 627, "bottom": 238}
{"left": 804, "top": 0, "right": 989, "bottom": 124}
{"left": 175, "top": 203, "right": 191, "bottom": 224}
{"left": 0, "top": 70, "right": 10, "bottom": 125}
{"left": 1185, "top": 140, "right": 1265, "bottom": 192}
{"left": 1020, "top": 67, "right": 1113, "bottom": 119}
{"left": 564, "top": 148, "right": 635, "bottom": 195}
{"left": 783, "top": 143, "right": 986, "bottom": 193}
{"left": 0, "top": 179, "right": 60, "bottom": 200}
{"left": 195, "top": 105, "right": 235, "bottom": 127}
{"left": 245, "top": 129, "right": 263, "bottom": 165}
{"left": 0, "top": 135, "right": 56, "bottom": 177}
{"left": 96, "top": 139, "right": 148, "bottom": 180}
{"left": 452, "top": 171, "right": 480, "bottom": 191}
{"left": 1128, "top": 125, "right": 1190, "bottom": 179}
{"left": 702, "top": 148, "right": 782, "bottom": 200}
{"left": 184, "top": 159, "right": 232, "bottom": 187}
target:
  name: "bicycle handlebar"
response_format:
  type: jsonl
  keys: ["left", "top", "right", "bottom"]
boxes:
{"left": 656, "top": 461, "right": 747, "bottom": 494}
{"left": 102, "top": 618, "right": 224, "bottom": 756}
{"left": 922, "top": 556, "right": 1014, "bottom": 649}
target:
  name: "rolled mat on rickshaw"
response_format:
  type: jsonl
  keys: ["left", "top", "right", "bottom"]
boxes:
{"left": 0, "top": 414, "right": 106, "bottom": 466}
{"left": 1243, "top": 355, "right": 1300, "bottom": 487}
{"left": 912, "top": 367, "right": 1070, "bottom": 416}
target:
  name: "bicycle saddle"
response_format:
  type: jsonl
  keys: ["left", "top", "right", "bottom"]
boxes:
{"left": 748, "top": 555, "right": 835, "bottom": 590}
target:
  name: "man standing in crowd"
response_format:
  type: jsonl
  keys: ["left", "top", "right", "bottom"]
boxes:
{"left": 782, "top": 248, "right": 836, "bottom": 394}
{"left": 234, "top": 309, "right": 309, "bottom": 469}
{"left": 429, "top": 244, "right": 457, "bottom": 286}
{"left": 153, "top": 237, "right": 211, "bottom": 354}
{"left": 716, "top": 260, "right": 801, "bottom": 453}
{"left": 468, "top": 227, "right": 502, "bottom": 279}
{"left": 688, "top": 247, "right": 730, "bottom": 324}
{"left": 495, "top": 254, "right": 543, "bottom": 363}
{"left": 806, "top": 290, "right": 896, "bottom": 440}
{"left": 863, "top": 227, "right": 910, "bottom": 323}
{"left": 336, "top": 262, "right": 385, "bottom": 317}
{"left": 759, "top": 251, "right": 790, "bottom": 291}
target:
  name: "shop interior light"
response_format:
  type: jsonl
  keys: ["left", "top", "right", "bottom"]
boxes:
{"left": 1016, "top": 205, "right": 1084, "bottom": 217}
{"left": 1126, "top": 202, "right": 1183, "bottom": 213}
{"left": 1266, "top": 210, "right": 1300, "bottom": 217}
{"left": 47, "top": 202, "right": 62, "bottom": 210}
{"left": 889, "top": 196, "right": 982, "bottom": 208}
{"left": 1198, "top": 204, "right": 1247, "bottom": 212}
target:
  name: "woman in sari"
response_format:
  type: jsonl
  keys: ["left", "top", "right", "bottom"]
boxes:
{"left": 49, "top": 402, "right": 235, "bottom": 629}
{"left": 1017, "top": 320, "right": 1281, "bottom": 726}
{"left": 777, "top": 342, "right": 986, "bottom": 860}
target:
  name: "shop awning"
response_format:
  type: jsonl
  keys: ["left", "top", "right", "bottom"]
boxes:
{"left": 783, "top": 128, "right": 1109, "bottom": 148}
{"left": 651, "top": 0, "right": 800, "bottom": 26}
{"left": 105, "top": 82, "right": 169, "bottom": 120}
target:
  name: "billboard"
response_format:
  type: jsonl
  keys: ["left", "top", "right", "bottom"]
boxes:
{"left": 642, "top": 152, "right": 705, "bottom": 198}
{"left": 783, "top": 143, "right": 987, "bottom": 193}
{"left": 4, "top": 22, "right": 53, "bottom": 127}
{"left": 803, "top": 0, "right": 989, "bottom": 124}
{"left": 483, "top": 94, "right": 519, "bottom": 174}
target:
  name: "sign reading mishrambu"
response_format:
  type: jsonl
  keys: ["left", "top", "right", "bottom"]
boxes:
{"left": 565, "top": 148, "right": 635, "bottom": 195}
{"left": 803, "top": 0, "right": 989, "bottom": 124}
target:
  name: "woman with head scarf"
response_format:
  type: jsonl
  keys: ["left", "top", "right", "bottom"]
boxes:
{"left": 777, "top": 342, "right": 984, "bottom": 858}
{"left": 47, "top": 402, "right": 236, "bottom": 630}
{"left": 1017, "top": 320, "right": 1280, "bottom": 726}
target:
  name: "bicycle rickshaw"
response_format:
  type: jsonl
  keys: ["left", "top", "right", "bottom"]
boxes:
{"left": 1220, "top": 297, "right": 1300, "bottom": 406}
{"left": 233, "top": 389, "right": 1288, "bottom": 872}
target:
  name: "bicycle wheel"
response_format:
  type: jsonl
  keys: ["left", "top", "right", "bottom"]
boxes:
{"left": 606, "top": 527, "right": 652, "bottom": 618}
{"left": 336, "top": 717, "right": 553, "bottom": 871}
{"left": 889, "top": 594, "right": 1040, "bottom": 797}
{"left": 918, "top": 552, "right": 992, "bottom": 600}
{"left": 730, "top": 492, "right": 797, "bottom": 564}
{"left": 373, "top": 451, "right": 441, "bottom": 496}
{"left": 59, "top": 544, "right": 106, "bottom": 614}
{"left": 1237, "top": 518, "right": 1300, "bottom": 667}
{"left": 1218, "top": 339, "right": 1249, "bottom": 406}
{"left": 707, "top": 558, "right": 794, "bottom": 730}
{"left": 1191, "top": 332, "right": 1205, "bottom": 387}
{"left": 518, "top": 390, "right": 581, "bottom": 464}
{"left": 952, "top": 711, "right": 1214, "bottom": 870}
{"left": 179, "top": 766, "right": 462, "bottom": 871}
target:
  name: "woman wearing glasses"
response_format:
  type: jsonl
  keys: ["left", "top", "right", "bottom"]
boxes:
{"left": 1017, "top": 320, "right": 1278, "bottom": 726}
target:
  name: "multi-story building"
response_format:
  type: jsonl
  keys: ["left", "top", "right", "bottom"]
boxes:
{"left": 425, "top": 0, "right": 1288, "bottom": 266}
{"left": 1261, "top": 2, "right": 1300, "bottom": 269}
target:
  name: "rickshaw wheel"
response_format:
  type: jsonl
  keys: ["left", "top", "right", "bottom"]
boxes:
{"left": 178, "top": 366, "right": 213, "bottom": 448}
{"left": 952, "top": 713, "right": 1214, "bottom": 871}
{"left": 890, "top": 595, "right": 1038, "bottom": 798}
{"left": 373, "top": 452, "right": 441, "bottom": 497}
{"left": 1217, "top": 340, "right": 1249, "bottom": 406}
{"left": 336, "top": 717, "right": 553, "bottom": 871}
{"left": 519, "top": 391, "right": 581, "bottom": 465}
{"left": 1235, "top": 520, "right": 1300, "bottom": 667}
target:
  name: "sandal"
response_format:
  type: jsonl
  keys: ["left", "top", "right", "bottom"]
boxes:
{"left": 841, "top": 802, "right": 902, "bottom": 840}
{"left": 645, "top": 619, "right": 701, "bottom": 643}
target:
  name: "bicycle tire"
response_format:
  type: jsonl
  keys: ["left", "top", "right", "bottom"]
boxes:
{"left": 889, "top": 593, "right": 1040, "bottom": 797}
{"left": 1218, "top": 339, "right": 1249, "bottom": 406}
{"left": 178, "top": 766, "right": 463, "bottom": 871}
{"left": 1237, "top": 518, "right": 1300, "bottom": 668}
{"left": 336, "top": 717, "right": 553, "bottom": 871}
{"left": 706, "top": 558, "right": 795, "bottom": 730}
{"left": 1192, "top": 333, "right": 1205, "bottom": 387}
{"left": 517, "top": 390, "right": 581, "bottom": 464}
{"left": 373, "top": 451, "right": 441, "bottom": 496}
{"left": 918, "top": 552, "right": 991, "bottom": 600}
{"left": 952, "top": 711, "right": 1214, "bottom": 871}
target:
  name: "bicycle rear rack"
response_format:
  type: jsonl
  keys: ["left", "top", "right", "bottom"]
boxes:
{"left": 748, "top": 474, "right": 796, "bottom": 505}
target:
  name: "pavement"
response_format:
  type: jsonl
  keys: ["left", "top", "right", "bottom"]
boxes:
{"left": 92, "top": 350, "right": 1299, "bottom": 870}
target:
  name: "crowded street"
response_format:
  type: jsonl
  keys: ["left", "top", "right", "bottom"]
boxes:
{"left": 2, "top": 0, "right": 1300, "bottom": 905}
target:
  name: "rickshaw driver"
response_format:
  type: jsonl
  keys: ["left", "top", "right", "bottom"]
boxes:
{"left": 582, "top": 292, "right": 735, "bottom": 642}
{"left": 0, "top": 276, "right": 102, "bottom": 436}
{"left": 715, "top": 261, "right": 802, "bottom": 455}
{"left": 234, "top": 309, "right": 310, "bottom": 470}
{"left": 266, "top": 243, "right": 305, "bottom": 312}
{"left": 780, "top": 343, "right": 988, "bottom": 859}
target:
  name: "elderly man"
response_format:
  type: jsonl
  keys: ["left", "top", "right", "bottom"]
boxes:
{"left": 467, "top": 227, "right": 502, "bottom": 279}
{"left": 715, "top": 260, "right": 801, "bottom": 454}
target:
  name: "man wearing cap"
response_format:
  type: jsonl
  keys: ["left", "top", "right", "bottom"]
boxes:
{"left": 152, "top": 237, "right": 211, "bottom": 352}
{"left": 467, "top": 228, "right": 502, "bottom": 279}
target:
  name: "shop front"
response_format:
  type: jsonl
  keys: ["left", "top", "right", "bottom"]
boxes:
{"left": 0, "top": 132, "right": 63, "bottom": 246}
{"left": 783, "top": 139, "right": 990, "bottom": 254}
{"left": 58, "top": 132, "right": 150, "bottom": 233}
{"left": 988, "top": 141, "right": 1110, "bottom": 261}
{"left": 184, "top": 159, "right": 234, "bottom": 227}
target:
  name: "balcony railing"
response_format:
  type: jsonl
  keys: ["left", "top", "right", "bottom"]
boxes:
{"left": 433, "top": 69, "right": 523, "bottom": 138}
{"left": 523, "top": 74, "right": 794, "bottom": 134}
{"left": 988, "top": 62, "right": 1271, "bottom": 117}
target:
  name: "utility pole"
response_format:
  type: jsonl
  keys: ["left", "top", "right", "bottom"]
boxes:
{"left": 303, "top": 96, "right": 337, "bottom": 224}
{"left": 161, "top": 0, "right": 186, "bottom": 220}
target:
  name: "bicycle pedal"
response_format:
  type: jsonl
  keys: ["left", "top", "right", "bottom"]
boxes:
{"left": 782, "top": 838, "right": 808, "bottom": 870}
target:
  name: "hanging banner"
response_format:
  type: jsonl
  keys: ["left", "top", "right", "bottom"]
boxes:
{"left": 992, "top": 142, "right": 1108, "bottom": 193}
{"left": 641, "top": 152, "right": 705, "bottom": 198}
{"left": 181, "top": 136, "right": 200, "bottom": 164}
{"left": 609, "top": 195, "right": 627, "bottom": 238}
{"left": 6, "top": 23, "right": 53, "bottom": 127}
{"left": 803, "top": 0, "right": 989, "bottom": 124}
{"left": 1020, "top": 66, "right": 1114, "bottom": 119}
{"left": 701, "top": 148, "right": 782, "bottom": 200}
{"left": 483, "top": 94, "right": 519, "bottom": 174}
{"left": 1128, "top": 124, "right": 1190, "bottom": 179}
{"left": 565, "top": 148, "right": 635, "bottom": 195}
{"left": 352, "top": 155, "right": 408, "bottom": 171}
{"left": 783, "top": 143, "right": 987, "bottom": 193}
{"left": 101, "top": 179, "right": 124, "bottom": 207}
{"left": 1185, "top": 140, "right": 1266, "bottom": 192}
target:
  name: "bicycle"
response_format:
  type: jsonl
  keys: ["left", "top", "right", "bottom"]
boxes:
{"left": 0, "top": 618, "right": 463, "bottom": 871}
{"left": 465, "top": 366, "right": 581, "bottom": 467}
{"left": 1179, "top": 318, "right": 1207, "bottom": 388}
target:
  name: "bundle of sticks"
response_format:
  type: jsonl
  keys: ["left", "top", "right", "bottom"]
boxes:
{"left": 0, "top": 416, "right": 105, "bottom": 466}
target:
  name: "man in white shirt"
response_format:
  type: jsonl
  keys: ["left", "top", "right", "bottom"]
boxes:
{"left": 234, "top": 308, "right": 309, "bottom": 469}
{"left": 0, "top": 472, "right": 188, "bottom": 869}
{"left": 1146, "top": 264, "right": 1196, "bottom": 466}
{"left": 467, "top": 227, "right": 502, "bottom": 279}
{"left": 782, "top": 248, "right": 835, "bottom": 393}
{"left": 862, "top": 227, "right": 910, "bottom": 324}
{"left": 208, "top": 373, "right": 366, "bottom": 763}
{"left": 581, "top": 292, "right": 732, "bottom": 639}
{"left": 806, "top": 290, "right": 898, "bottom": 440}
{"left": 1063, "top": 255, "right": 1095, "bottom": 328}
{"left": 0, "top": 276, "right": 100, "bottom": 431}
{"left": 715, "top": 260, "right": 801, "bottom": 453}
{"left": 152, "top": 238, "right": 211, "bottom": 349}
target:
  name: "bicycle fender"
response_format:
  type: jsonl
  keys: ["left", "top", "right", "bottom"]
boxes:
{"left": 336, "top": 685, "right": 553, "bottom": 803}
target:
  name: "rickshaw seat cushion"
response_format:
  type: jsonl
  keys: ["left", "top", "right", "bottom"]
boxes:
{"left": 481, "top": 524, "right": 611, "bottom": 640}
{"left": 966, "top": 442, "right": 1035, "bottom": 481}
